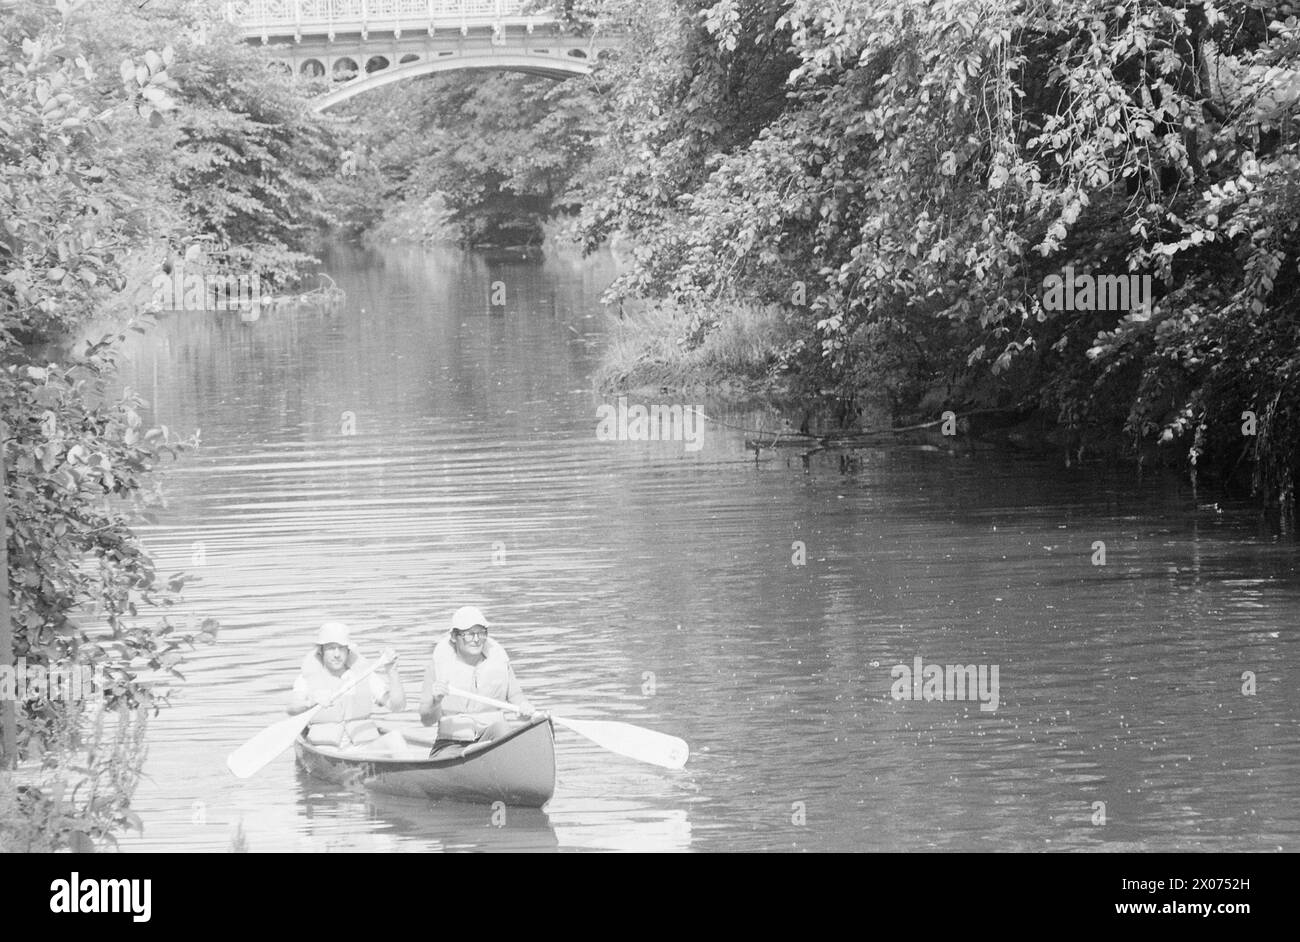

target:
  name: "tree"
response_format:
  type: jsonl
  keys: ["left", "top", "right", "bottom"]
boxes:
{"left": 1, "top": 0, "right": 210, "bottom": 849}
{"left": 334, "top": 69, "right": 606, "bottom": 245}
{"left": 69, "top": 0, "right": 341, "bottom": 287}
{"left": 574, "top": 0, "right": 1300, "bottom": 518}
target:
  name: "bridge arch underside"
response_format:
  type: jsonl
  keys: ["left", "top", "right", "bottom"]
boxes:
{"left": 314, "top": 54, "right": 589, "bottom": 109}
{"left": 254, "top": 26, "right": 603, "bottom": 111}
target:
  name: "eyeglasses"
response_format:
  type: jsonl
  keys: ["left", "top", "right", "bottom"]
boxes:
{"left": 454, "top": 628, "right": 487, "bottom": 641}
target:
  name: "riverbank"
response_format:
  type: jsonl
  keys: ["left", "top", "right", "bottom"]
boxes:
{"left": 593, "top": 294, "right": 1264, "bottom": 504}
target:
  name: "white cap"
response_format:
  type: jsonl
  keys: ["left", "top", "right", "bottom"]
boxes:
{"left": 450, "top": 606, "right": 490, "bottom": 633}
{"left": 317, "top": 621, "right": 351, "bottom": 647}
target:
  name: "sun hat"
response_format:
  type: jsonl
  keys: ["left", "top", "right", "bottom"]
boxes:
{"left": 450, "top": 606, "right": 490, "bottom": 633}
{"left": 317, "top": 621, "right": 352, "bottom": 647}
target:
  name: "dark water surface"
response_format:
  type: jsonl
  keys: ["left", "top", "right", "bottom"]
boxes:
{"left": 114, "top": 244, "right": 1300, "bottom": 852}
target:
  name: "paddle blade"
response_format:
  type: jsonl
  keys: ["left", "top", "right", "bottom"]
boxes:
{"left": 226, "top": 709, "right": 315, "bottom": 779}
{"left": 554, "top": 717, "right": 689, "bottom": 770}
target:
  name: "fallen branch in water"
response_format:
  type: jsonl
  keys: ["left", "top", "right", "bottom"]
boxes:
{"left": 258, "top": 273, "right": 345, "bottom": 308}
{"left": 741, "top": 407, "right": 1027, "bottom": 451}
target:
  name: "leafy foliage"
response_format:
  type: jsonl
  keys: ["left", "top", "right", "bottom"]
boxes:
{"left": 575, "top": 0, "right": 1300, "bottom": 514}
{"left": 71, "top": 0, "right": 341, "bottom": 287}
{"left": 0, "top": 0, "right": 290, "bottom": 848}
{"left": 335, "top": 69, "right": 605, "bottom": 245}
{"left": 0, "top": 1, "right": 176, "bottom": 343}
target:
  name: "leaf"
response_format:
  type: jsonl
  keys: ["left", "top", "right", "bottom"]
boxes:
{"left": 120, "top": 59, "right": 134, "bottom": 84}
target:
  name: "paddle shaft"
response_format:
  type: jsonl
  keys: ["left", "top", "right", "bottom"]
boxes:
{"left": 311, "top": 658, "right": 387, "bottom": 713}
{"left": 226, "top": 658, "right": 387, "bottom": 779}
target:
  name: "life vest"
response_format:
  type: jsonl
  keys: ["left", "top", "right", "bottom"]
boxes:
{"left": 298, "top": 648, "right": 381, "bottom": 748}
{"left": 428, "top": 638, "right": 516, "bottom": 740}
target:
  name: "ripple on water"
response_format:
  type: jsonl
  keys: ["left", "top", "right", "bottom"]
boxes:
{"left": 112, "top": 246, "right": 1300, "bottom": 852}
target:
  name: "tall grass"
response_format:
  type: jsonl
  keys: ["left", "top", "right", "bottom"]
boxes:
{"left": 596, "top": 298, "right": 796, "bottom": 393}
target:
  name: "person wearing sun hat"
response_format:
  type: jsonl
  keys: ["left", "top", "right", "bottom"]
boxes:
{"left": 418, "top": 605, "right": 536, "bottom": 742}
{"left": 287, "top": 621, "right": 406, "bottom": 748}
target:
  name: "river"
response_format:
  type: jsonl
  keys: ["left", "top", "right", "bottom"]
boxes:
{"left": 113, "top": 243, "right": 1300, "bottom": 852}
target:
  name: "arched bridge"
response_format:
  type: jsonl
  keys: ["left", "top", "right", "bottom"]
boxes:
{"left": 226, "top": 1, "right": 615, "bottom": 110}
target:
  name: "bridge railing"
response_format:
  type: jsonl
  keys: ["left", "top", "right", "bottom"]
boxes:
{"left": 227, "top": 0, "right": 547, "bottom": 36}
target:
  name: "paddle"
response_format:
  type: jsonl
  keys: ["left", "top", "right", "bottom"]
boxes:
{"left": 225, "top": 660, "right": 384, "bottom": 779}
{"left": 446, "top": 685, "right": 690, "bottom": 770}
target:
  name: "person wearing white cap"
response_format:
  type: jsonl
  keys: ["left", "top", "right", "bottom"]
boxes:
{"left": 419, "top": 605, "right": 535, "bottom": 743}
{"left": 287, "top": 621, "right": 406, "bottom": 749}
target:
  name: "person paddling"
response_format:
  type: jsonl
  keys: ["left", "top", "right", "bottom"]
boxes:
{"left": 419, "top": 606, "right": 539, "bottom": 745}
{"left": 287, "top": 621, "right": 407, "bottom": 751}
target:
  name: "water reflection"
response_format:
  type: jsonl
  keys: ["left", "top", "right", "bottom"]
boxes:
{"left": 293, "top": 767, "right": 561, "bottom": 852}
{"left": 549, "top": 803, "right": 691, "bottom": 852}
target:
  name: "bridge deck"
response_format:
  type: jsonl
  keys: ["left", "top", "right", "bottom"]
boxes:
{"left": 226, "top": 0, "right": 611, "bottom": 110}
{"left": 228, "top": 0, "right": 546, "bottom": 38}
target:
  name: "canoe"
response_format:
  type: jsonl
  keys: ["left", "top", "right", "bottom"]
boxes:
{"left": 293, "top": 716, "right": 556, "bottom": 808}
